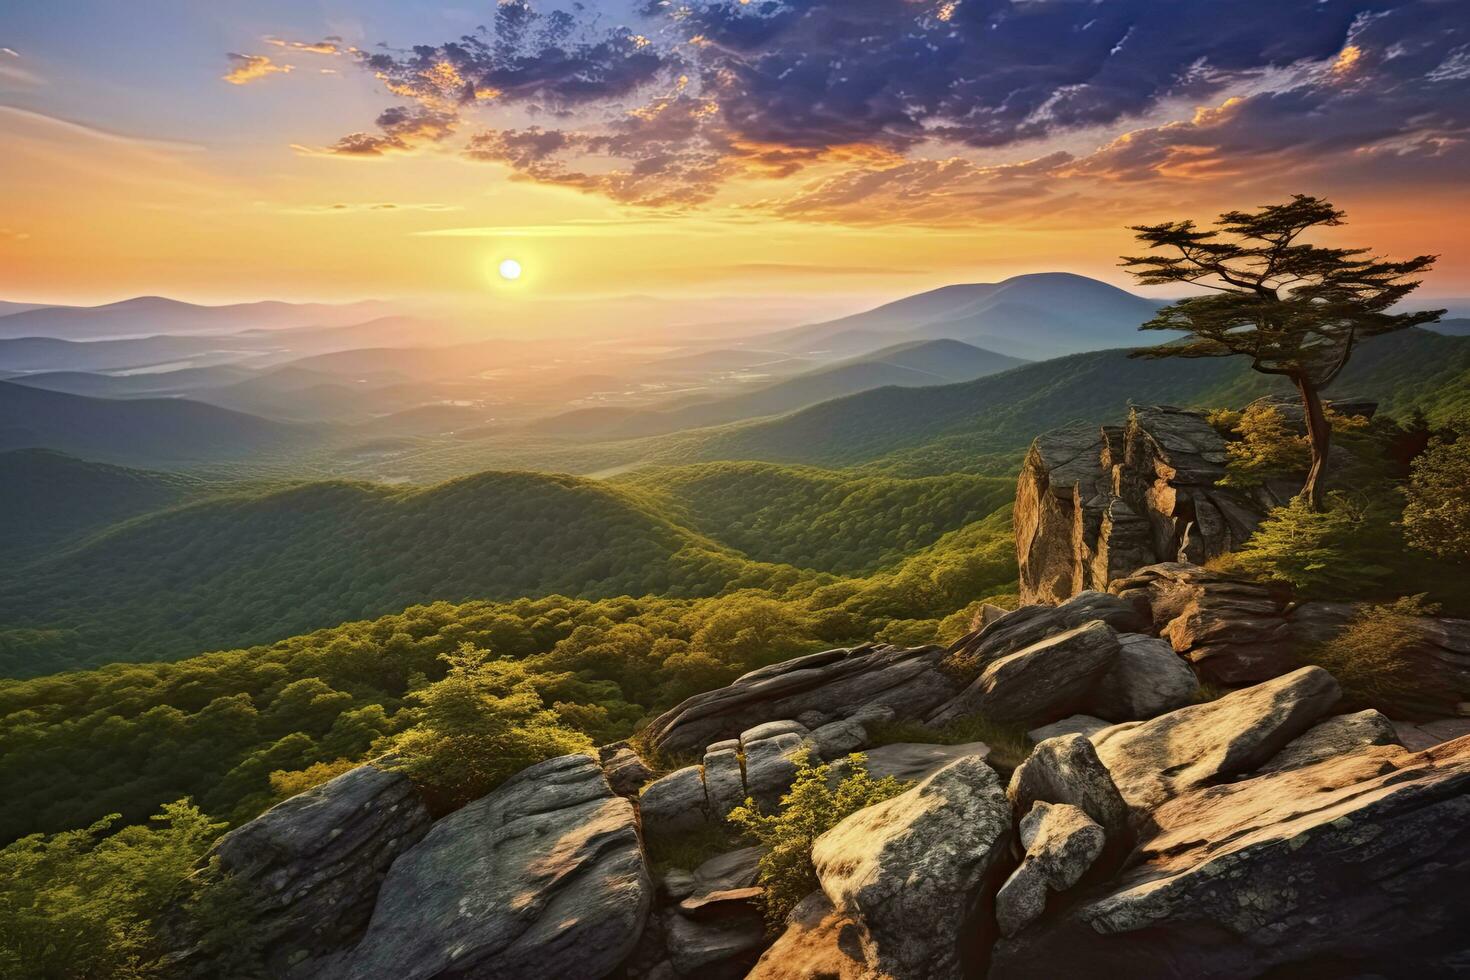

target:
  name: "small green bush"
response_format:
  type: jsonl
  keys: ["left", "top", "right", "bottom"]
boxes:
{"left": 1220, "top": 492, "right": 1394, "bottom": 596}
{"left": 1404, "top": 434, "right": 1470, "bottom": 561}
{"left": 0, "top": 800, "right": 223, "bottom": 979}
{"left": 1300, "top": 595, "right": 1439, "bottom": 709}
{"left": 727, "top": 753, "right": 907, "bottom": 930}
{"left": 390, "top": 643, "right": 592, "bottom": 809}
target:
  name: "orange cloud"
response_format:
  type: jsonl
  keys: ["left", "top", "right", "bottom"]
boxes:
{"left": 222, "top": 53, "right": 292, "bottom": 86}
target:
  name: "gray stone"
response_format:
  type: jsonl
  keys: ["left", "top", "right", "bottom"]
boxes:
{"left": 741, "top": 719, "right": 811, "bottom": 745}
{"left": 322, "top": 753, "right": 650, "bottom": 980}
{"left": 692, "top": 846, "right": 763, "bottom": 895}
{"left": 806, "top": 717, "right": 869, "bottom": 760}
{"left": 1092, "top": 665, "right": 1342, "bottom": 811}
{"left": 664, "top": 904, "right": 766, "bottom": 976}
{"left": 659, "top": 868, "right": 697, "bottom": 901}
{"left": 996, "top": 802, "right": 1105, "bottom": 937}
{"left": 646, "top": 643, "right": 962, "bottom": 758}
{"left": 812, "top": 754, "right": 1012, "bottom": 979}
{"left": 1027, "top": 714, "right": 1111, "bottom": 745}
{"left": 1008, "top": 733, "right": 1130, "bottom": 845}
{"left": 161, "top": 762, "right": 431, "bottom": 978}
{"left": 603, "top": 746, "right": 654, "bottom": 797}
{"left": 703, "top": 745, "right": 747, "bottom": 820}
{"left": 640, "top": 764, "right": 712, "bottom": 838}
{"left": 1256, "top": 708, "right": 1400, "bottom": 774}
{"left": 944, "top": 591, "right": 1146, "bottom": 678}
{"left": 931, "top": 620, "right": 1122, "bottom": 727}
{"left": 991, "top": 737, "right": 1470, "bottom": 978}
{"left": 795, "top": 710, "right": 831, "bottom": 730}
{"left": 743, "top": 731, "right": 808, "bottom": 809}
{"left": 1087, "top": 632, "right": 1198, "bottom": 721}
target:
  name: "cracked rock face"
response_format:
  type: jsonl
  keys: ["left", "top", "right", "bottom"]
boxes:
{"left": 1016, "top": 407, "right": 1277, "bottom": 607}
{"left": 321, "top": 753, "right": 650, "bottom": 980}
{"left": 991, "top": 735, "right": 1470, "bottom": 978}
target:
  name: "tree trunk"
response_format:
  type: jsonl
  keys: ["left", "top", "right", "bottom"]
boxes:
{"left": 1294, "top": 374, "right": 1331, "bottom": 511}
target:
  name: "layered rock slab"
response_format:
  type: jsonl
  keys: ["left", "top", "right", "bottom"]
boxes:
{"left": 161, "top": 762, "right": 431, "bottom": 977}
{"left": 322, "top": 753, "right": 650, "bottom": 980}
{"left": 646, "top": 643, "right": 960, "bottom": 757}
{"left": 1091, "top": 665, "right": 1341, "bottom": 812}
{"left": 991, "top": 736, "right": 1470, "bottom": 978}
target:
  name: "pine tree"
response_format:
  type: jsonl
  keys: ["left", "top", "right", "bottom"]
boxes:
{"left": 1122, "top": 195, "right": 1441, "bottom": 509}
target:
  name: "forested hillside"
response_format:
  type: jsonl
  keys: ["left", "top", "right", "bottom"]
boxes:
{"left": 649, "top": 329, "right": 1470, "bottom": 474}
{"left": 0, "top": 459, "right": 1020, "bottom": 675}
{"left": 0, "top": 508, "right": 1016, "bottom": 844}
{"left": 617, "top": 462, "right": 1014, "bottom": 574}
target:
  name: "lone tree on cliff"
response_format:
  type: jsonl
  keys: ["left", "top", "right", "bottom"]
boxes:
{"left": 1122, "top": 195, "right": 1442, "bottom": 510}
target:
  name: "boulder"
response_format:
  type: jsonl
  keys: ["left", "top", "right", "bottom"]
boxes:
{"left": 995, "top": 802, "right": 1105, "bottom": 937}
{"left": 640, "top": 765, "right": 712, "bottom": 838}
{"left": 743, "top": 730, "right": 808, "bottom": 810}
{"left": 664, "top": 906, "right": 766, "bottom": 978}
{"left": 991, "top": 737, "right": 1470, "bottom": 978}
{"left": 1026, "top": 714, "right": 1111, "bottom": 745}
{"left": 703, "top": 744, "right": 747, "bottom": 820}
{"left": 1088, "top": 633, "right": 1199, "bottom": 721}
{"left": 646, "top": 643, "right": 961, "bottom": 757}
{"left": 1007, "top": 733, "right": 1129, "bottom": 845}
{"left": 691, "top": 846, "right": 763, "bottom": 895}
{"left": 160, "top": 762, "right": 431, "bottom": 978}
{"left": 806, "top": 717, "right": 868, "bottom": 760}
{"left": 1256, "top": 708, "right": 1400, "bottom": 774}
{"left": 746, "top": 892, "right": 871, "bottom": 980}
{"left": 741, "top": 719, "right": 811, "bottom": 744}
{"left": 812, "top": 754, "right": 1012, "bottom": 978}
{"left": 930, "top": 620, "right": 1121, "bottom": 727}
{"left": 602, "top": 745, "right": 654, "bottom": 797}
{"left": 321, "top": 753, "right": 650, "bottom": 980}
{"left": 1091, "top": 666, "right": 1342, "bottom": 812}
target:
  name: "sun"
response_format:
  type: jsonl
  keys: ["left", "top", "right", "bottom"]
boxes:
{"left": 498, "top": 258, "right": 523, "bottom": 281}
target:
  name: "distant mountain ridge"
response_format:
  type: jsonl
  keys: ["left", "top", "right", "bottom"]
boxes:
{"left": 759, "top": 272, "right": 1168, "bottom": 360}
{"left": 0, "top": 380, "right": 316, "bottom": 465}
{"left": 0, "top": 296, "right": 394, "bottom": 341}
{"left": 529, "top": 339, "right": 1025, "bottom": 439}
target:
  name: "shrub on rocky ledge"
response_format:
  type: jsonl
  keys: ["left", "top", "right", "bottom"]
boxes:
{"left": 1301, "top": 595, "right": 1441, "bottom": 709}
{"left": 727, "top": 752, "right": 907, "bottom": 930}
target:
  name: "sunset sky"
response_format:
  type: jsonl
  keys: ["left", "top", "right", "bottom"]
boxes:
{"left": 2, "top": 0, "right": 1467, "bottom": 316}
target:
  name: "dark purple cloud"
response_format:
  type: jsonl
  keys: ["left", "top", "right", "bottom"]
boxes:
{"left": 301, "top": 0, "right": 1464, "bottom": 216}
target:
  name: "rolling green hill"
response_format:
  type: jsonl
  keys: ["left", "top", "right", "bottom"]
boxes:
{"left": 617, "top": 461, "right": 1014, "bottom": 574}
{"left": 0, "top": 470, "right": 791, "bottom": 674}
